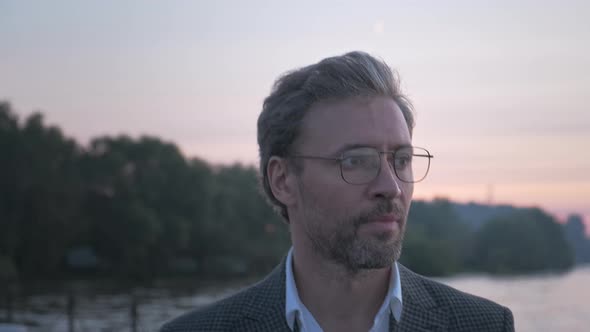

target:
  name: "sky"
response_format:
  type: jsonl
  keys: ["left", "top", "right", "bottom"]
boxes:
{"left": 1, "top": 0, "right": 589, "bottom": 230}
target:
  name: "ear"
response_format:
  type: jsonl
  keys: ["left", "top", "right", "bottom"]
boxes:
{"left": 267, "top": 156, "right": 298, "bottom": 207}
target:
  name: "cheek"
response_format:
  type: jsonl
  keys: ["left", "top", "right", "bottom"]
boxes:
{"left": 303, "top": 179, "right": 358, "bottom": 215}
{"left": 311, "top": 186, "right": 355, "bottom": 211}
{"left": 402, "top": 183, "right": 414, "bottom": 211}
{"left": 302, "top": 166, "right": 352, "bottom": 199}
{"left": 404, "top": 183, "right": 414, "bottom": 199}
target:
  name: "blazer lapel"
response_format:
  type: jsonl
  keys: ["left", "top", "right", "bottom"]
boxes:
{"left": 390, "top": 304, "right": 447, "bottom": 332}
{"left": 391, "top": 264, "right": 448, "bottom": 332}
{"left": 239, "top": 258, "right": 292, "bottom": 331}
{"left": 234, "top": 259, "right": 449, "bottom": 332}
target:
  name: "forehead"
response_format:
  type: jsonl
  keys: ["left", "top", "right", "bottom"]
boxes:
{"left": 297, "top": 96, "right": 411, "bottom": 153}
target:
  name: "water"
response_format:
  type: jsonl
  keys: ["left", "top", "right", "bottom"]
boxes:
{"left": 2, "top": 266, "right": 589, "bottom": 331}
{"left": 437, "top": 265, "right": 590, "bottom": 332}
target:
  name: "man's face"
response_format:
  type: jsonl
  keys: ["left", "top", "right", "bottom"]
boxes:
{"left": 290, "top": 96, "right": 413, "bottom": 273}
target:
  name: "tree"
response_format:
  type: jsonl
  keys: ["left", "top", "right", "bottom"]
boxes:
{"left": 401, "top": 199, "right": 471, "bottom": 276}
{"left": 472, "top": 208, "right": 574, "bottom": 274}
{"left": 562, "top": 214, "right": 590, "bottom": 264}
{"left": 0, "top": 102, "right": 21, "bottom": 270}
{"left": 202, "top": 164, "right": 289, "bottom": 277}
{"left": 0, "top": 103, "right": 84, "bottom": 278}
{"left": 81, "top": 135, "right": 211, "bottom": 280}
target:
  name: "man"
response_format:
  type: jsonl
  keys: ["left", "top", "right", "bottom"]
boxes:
{"left": 161, "top": 51, "right": 514, "bottom": 332}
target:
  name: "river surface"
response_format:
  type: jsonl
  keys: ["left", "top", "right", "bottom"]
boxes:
{"left": 435, "top": 265, "right": 590, "bottom": 332}
{"left": 1, "top": 265, "right": 589, "bottom": 331}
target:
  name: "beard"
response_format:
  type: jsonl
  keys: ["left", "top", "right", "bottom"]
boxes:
{"left": 302, "top": 198, "right": 407, "bottom": 274}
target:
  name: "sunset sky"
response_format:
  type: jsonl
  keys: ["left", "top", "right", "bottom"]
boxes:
{"left": 2, "top": 1, "right": 589, "bottom": 230}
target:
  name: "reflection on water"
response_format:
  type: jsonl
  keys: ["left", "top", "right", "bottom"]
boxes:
{"left": 1, "top": 266, "right": 589, "bottom": 331}
{"left": 0, "top": 285, "right": 245, "bottom": 332}
{"left": 437, "top": 265, "right": 590, "bottom": 332}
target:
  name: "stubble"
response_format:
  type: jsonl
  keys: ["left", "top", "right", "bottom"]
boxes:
{"left": 303, "top": 199, "right": 407, "bottom": 275}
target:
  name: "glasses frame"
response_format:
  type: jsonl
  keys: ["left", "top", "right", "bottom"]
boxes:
{"left": 290, "top": 146, "right": 434, "bottom": 184}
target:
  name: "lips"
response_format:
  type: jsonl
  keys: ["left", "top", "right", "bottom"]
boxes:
{"left": 360, "top": 214, "right": 403, "bottom": 233}
{"left": 357, "top": 201, "right": 405, "bottom": 231}
{"left": 372, "top": 214, "right": 400, "bottom": 224}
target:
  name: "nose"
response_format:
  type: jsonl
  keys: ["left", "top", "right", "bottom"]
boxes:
{"left": 368, "top": 154, "right": 402, "bottom": 199}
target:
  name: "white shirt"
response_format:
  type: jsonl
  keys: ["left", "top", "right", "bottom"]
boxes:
{"left": 285, "top": 247, "right": 403, "bottom": 332}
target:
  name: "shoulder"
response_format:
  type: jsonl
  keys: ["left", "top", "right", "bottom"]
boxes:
{"left": 159, "top": 284, "right": 259, "bottom": 332}
{"left": 399, "top": 264, "right": 514, "bottom": 331}
{"left": 160, "top": 264, "right": 287, "bottom": 332}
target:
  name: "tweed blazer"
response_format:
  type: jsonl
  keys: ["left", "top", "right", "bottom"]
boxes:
{"left": 160, "top": 261, "right": 514, "bottom": 332}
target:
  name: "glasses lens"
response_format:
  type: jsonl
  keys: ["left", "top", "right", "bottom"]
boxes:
{"left": 340, "top": 148, "right": 380, "bottom": 184}
{"left": 394, "top": 147, "right": 431, "bottom": 183}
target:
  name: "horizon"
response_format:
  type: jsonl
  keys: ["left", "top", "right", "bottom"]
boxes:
{"left": 2, "top": 1, "right": 589, "bottom": 232}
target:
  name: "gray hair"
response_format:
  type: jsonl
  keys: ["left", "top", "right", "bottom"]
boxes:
{"left": 257, "top": 51, "right": 415, "bottom": 221}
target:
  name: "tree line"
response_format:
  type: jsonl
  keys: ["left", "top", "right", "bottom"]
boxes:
{"left": 0, "top": 101, "right": 579, "bottom": 286}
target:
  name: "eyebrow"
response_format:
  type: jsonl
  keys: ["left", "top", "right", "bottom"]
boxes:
{"left": 332, "top": 143, "right": 413, "bottom": 156}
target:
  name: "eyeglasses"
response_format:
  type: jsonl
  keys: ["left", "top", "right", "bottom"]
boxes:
{"left": 290, "top": 146, "right": 433, "bottom": 184}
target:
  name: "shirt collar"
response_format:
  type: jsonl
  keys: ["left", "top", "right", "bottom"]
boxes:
{"left": 285, "top": 247, "right": 305, "bottom": 330}
{"left": 285, "top": 247, "right": 403, "bottom": 330}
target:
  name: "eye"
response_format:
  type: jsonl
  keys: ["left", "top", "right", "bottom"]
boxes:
{"left": 394, "top": 153, "right": 412, "bottom": 170}
{"left": 341, "top": 155, "right": 372, "bottom": 169}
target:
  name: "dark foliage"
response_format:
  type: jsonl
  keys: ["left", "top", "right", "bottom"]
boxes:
{"left": 0, "top": 101, "right": 578, "bottom": 282}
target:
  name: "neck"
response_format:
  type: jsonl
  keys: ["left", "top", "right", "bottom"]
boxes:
{"left": 291, "top": 244, "right": 391, "bottom": 331}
